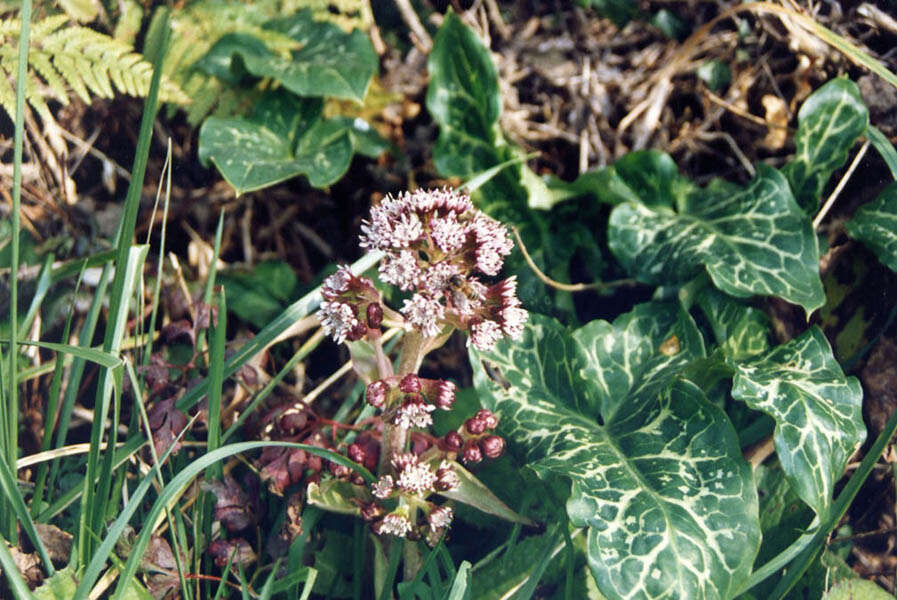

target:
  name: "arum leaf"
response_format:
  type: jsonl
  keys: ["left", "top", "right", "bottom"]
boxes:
{"left": 845, "top": 182, "right": 897, "bottom": 273}
{"left": 472, "top": 311, "right": 759, "bottom": 600}
{"left": 198, "top": 90, "right": 354, "bottom": 193}
{"left": 426, "top": 10, "right": 501, "bottom": 178}
{"left": 782, "top": 78, "right": 869, "bottom": 212}
{"left": 609, "top": 164, "right": 825, "bottom": 313}
{"left": 695, "top": 288, "right": 771, "bottom": 360}
{"left": 572, "top": 302, "right": 705, "bottom": 421}
{"left": 731, "top": 327, "right": 865, "bottom": 517}
{"left": 196, "top": 10, "right": 377, "bottom": 102}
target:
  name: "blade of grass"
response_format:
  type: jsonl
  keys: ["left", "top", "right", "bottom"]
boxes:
{"left": 287, "top": 507, "right": 323, "bottom": 598}
{"left": 207, "top": 289, "right": 226, "bottom": 477}
{"left": 0, "top": 539, "right": 36, "bottom": 600}
{"left": 46, "top": 262, "right": 112, "bottom": 497}
{"left": 20, "top": 254, "right": 53, "bottom": 335}
{"left": 4, "top": 0, "right": 32, "bottom": 545}
{"left": 378, "top": 536, "right": 404, "bottom": 600}
{"left": 31, "top": 264, "right": 86, "bottom": 516}
{"left": 70, "top": 441, "right": 370, "bottom": 600}
{"left": 140, "top": 137, "right": 173, "bottom": 370}
{"left": 79, "top": 246, "right": 148, "bottom": 562}
{"left": 867, "top": 125, "right": 897, "bottom": 180}
{"left": 445, "top": 561, "right": 471, "bottom": 600}
{"left": 0, "top": 444, "right": 53, "bottom": 574}
{"left": 125, "top": 360, "right": 191, "bottom": 600}
{"left": 78, "top": 4, "right": 169, "bottom": 563}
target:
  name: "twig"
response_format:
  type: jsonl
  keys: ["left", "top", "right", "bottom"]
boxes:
{"left": 702, "top": 88, "right": 793, "bottom": 131}
{"left": 745, "top": 435, "right": 776, "bottom": 467}
{"left": 393, "top": 0, "right": 432, "bottom": 52}
{"left": 510, "top": 227, "right": 639, "bottom": 293}
{"left": 813, "top": 140, "right": 870, "bottom": 230}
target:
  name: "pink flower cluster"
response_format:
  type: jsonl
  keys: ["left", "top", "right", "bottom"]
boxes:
{"left": 367, "top": 453, "right": 458, "bottom": 541}
{"left": 354, "top": 187, "right": 527, "bottom": 351}
{"left": 318, "top": 266, "right": 381, "bottom": 344}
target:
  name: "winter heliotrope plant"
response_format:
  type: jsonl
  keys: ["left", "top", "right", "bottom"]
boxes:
{"left": 314, "top": 187, "right": 531, "bottom": 550}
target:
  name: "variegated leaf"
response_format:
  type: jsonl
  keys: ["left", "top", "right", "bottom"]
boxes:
{"left": 731, "top": 327, "right": 865, "bottom": 517}
{"left": 471, "top": 310, "right": 759, "bottom": 600}
{"left": 198, "top": 90, "right": 356, "bottom": 194}
{"left": 782, "top": 78, "right": 869, "bottom": 212}
{"left": 608, "top": 164, "right": 824, "bottom": 313}
{"left": 695, "top": 288, "right": 770, "bottom": 360}
{"left": 572, "top": 302, "right": 705, "bottom": 421}
{"left": 845, "top": 182, "right": 897, "bottom": 273}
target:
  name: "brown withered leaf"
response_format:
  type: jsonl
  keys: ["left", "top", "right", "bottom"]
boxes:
{"left": 147, "top": 397, "right": 189, "bottom": 460}
{"left": 202, "top": 475, "right": 258, "bottom": 532}
{"left": 208, "top": 538, "right": 256, "bottom": 567}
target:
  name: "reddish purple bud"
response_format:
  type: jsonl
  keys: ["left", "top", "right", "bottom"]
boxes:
{"left": 279, "top": 409, "right": 309, "bottom": 433}
{"left": 434, "top": 380, "right": 456, "bottom": 410}
{"left": 348, "top": 443, "right": 366, "bottom": 464}
{"left": 465, "top": 417, "right": 487, "bottom": 435}
{"left": 480, "top": 435, "right": 505, "bottom": 459}
{"left": 307, "top": 453, "right": 322, "bottom": 473}
{"left": 351, "top": 472, "right": 366, "bottom": 486}
{"left": 443, "top": 431, "right": 463, "bottom": 451}
{"left": 346, "top": 321, "right": 368, "bottom": 341}
{"left": 367, "top": 380, "right": 388, "bottom": 409}
{"left": 208, "top": 538, "right": 256, "bottom": 567}
{"left": 366, "top": 303, "right": 383, "bottom": 329}
{"left": 462, "top": 441, "right": 483, "bottom": 464}
{"left": 399, "top": 373, "right": 421, "bottom": 394}
{"left": 475, "top": 409, "right": 498, "bottom": 430}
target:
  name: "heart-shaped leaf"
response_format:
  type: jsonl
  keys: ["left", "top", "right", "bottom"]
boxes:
{"left": 609, "top": 164, "right": 825, "bottom": 313}
{"left": 845, "top": 182, "right": 897, "bottom": 273}
{"left": 471, "top": 310, "right": 760, "bottom": 600}
{"left": 195, "top": 10, "right": 377, "bottom": 102}
{"left": 198, "top": 90, "right": 356, "bottom": 193}
{"left": 782, "top": 78, "right": 869, "bottom": 212}
{"left": 731, "top": 327, "right": 864, "bottom": 517}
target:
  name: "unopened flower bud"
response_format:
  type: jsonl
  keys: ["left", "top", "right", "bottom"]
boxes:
{"left": 366, "top": 303, "right": 383, "bottom": 329}
{"left": 351, "top": 472, "right": 365, "bottom": 486}
{"left": 465, "top": 417, "right": 486, "bottom": 435}
{"left": 367, "top": 380, "right": 388, "bottom": 409}
{"left": 462, "top": 440, "right": 482, "bottom": 464}
{"left": 443, "top": 431, "right": 463, "bottom": 451}
{"left": 346, "top": 321, "right": 367, "bottom": 341}
{"left": 399, "top": 373, "right": 421, "bottom": 393}
{"left": 348, "top": 443, "right": 365, "bottom": 464}
{"left": 480, "top": 435, "right": 505, "bottom": 459}
{"left": 475, "top": 409, "right": 498, "bottom": 430}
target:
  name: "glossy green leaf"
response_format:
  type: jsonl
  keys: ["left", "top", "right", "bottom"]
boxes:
{"left": 572, "top": 302, "right": 705, "bottom": 421}
{"left": 731, "top": 327, "right": 864, "bottom": 517}
{"left": 426, "top": 11, "right": 501, "bottom": 178}
{"left": 195, "top": 10, "right": 377, "bottom": 102}
{"left": 782, "top": 78, "right": 869, "bottom": 212}
{"left": 198, "top": 90, "right": 354, "bottom": 193}
{"left": 608, "top": 164, "right": 825, "bottom": 313}
{"left": 694, "top": 288, "right": 770, "bottom": 360}
{"left": 845, "top": 182, "right": 897, "bottom": 273}
{"left": 472, "top": 311, "right": 760, "bottom": 600}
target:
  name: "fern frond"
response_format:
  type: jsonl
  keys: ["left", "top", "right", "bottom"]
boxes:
{"left": 0, "top": 14, "right": 189, "bottom": 123}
